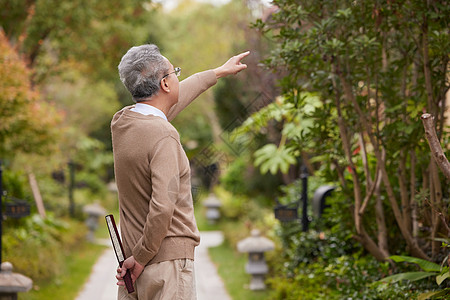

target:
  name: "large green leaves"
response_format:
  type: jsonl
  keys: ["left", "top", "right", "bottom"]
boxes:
{"left": 233, "top": 92, "right": 325, "bottom": 175}
{"left": 254, "top": 143, "right": 297, "bottom": 175}
{"left": 379, "top": 271, "right": 438, "bottom": 284}
{"left": 390, "top": 255, "right": 441, "bottom": 272}
{"left": 376, "top": 255, "right": 450, "bottom": 288}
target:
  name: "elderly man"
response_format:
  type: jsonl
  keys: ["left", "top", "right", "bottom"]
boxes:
{"left": 112, "top": 44, "right": 249, "bottom": 299}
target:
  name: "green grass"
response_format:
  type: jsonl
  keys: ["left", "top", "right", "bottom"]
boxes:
{"left": 19, "top": 242, "right": 108, "bottom": 300}
{"left": 196, "top": 191, "right": 273, "bottom": 299}
{"left": 209, "top": 240, "right": 271, "bottom": 300}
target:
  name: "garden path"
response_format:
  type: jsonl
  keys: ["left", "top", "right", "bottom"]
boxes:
{"left": 75, "top": 231, "right": 231, "bottom": 300}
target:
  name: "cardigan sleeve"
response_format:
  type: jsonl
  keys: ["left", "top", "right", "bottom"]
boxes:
{"left": 131, "top": 135, "right": 181, "bottom": 266}
{"left": 167, "top": 70, "right": 217, "bottom": 121}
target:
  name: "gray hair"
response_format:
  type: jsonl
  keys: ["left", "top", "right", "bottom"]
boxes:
{"left": 118, "top": 44, "right": 169, "bottom": 102}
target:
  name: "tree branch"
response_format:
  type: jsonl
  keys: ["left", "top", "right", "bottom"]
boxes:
{"left": 421, "top": 113, "right": 450, "bottom": 180}
{"left": 359, "top": 165, "right": 380, "bottom": 215}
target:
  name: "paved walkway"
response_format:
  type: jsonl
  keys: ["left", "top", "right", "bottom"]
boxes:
{"left": 75, "top": 231, "right": 231, "bottom": 300}
{"left": 195, "top": 231, "right": 231, "bottom": 300}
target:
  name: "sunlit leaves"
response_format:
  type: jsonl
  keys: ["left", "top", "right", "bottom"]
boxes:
{"left": 254, "top": 143, "right": 297, "bottom": 174}
{"left": 235, "top": 97, "right": 293, "bottom": 136}
{"left": 335, "top": 8, "right": 351, "bottom": 19}
{"left": 233, "top": 91, "right": 327, "bottom": 175}
{"left": 1, "top": 0, "right": 150, "bottom": 82}
{"left": 436, "top": 272, "right": 450, "bottom": 285}
{"left": 0, "top": 31, "right": 61, "bottom": 158}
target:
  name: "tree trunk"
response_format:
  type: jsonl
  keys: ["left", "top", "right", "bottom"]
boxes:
{"left": 375, "top": 188, "right": 389, "bottom": 257}
{"left": 421, "top": 10, "right": 435, "bottom": 115}
{"left": 430, "top": 160, "right": 443, "bottom": 258}
{"left": 28, "top": 172, "right": 47, "bottom": 219}
{"left": 421, "top": 114, "right": 450, "bottom": 180}
{"left": 332, "top": 71, "right": 388, "bottom": 261}
{"left": 379, "top": 163, "right": 430, "bottom": 260}
{"left": 336, "top": 62, "right": 429, "bottom": 260}
{"left": 353, "top": 228, "right": 389, "bottom": 262}
{"left": 409, "top": 150, "right": 419, "bottom": 241}
{"left": 398, "top": 153, "right": 411, "bottom": 233}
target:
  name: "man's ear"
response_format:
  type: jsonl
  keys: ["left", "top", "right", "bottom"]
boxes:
{"left": 160, "top": 78, "right": 170, "bottom": 93}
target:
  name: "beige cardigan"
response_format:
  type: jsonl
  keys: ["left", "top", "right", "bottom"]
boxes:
{"left": 111, "top": 70, "right": 217, "bottom": 266}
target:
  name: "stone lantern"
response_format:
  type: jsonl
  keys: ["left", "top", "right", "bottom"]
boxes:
{"left": 203, "top": 193, "right": 221, "bottom": 224}
{"left": 237, "top": 229, "right": 275, "bottom": 290}
{"left": 83, "top": 202, "right": 106, "bottom": 242}
{"left": 0, "top": 262, "right": 32, "bottom": 300}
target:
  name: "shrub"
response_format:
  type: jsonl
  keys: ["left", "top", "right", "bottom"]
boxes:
{"left": 214, "top": 186, "right": 247, "bottom": 220}
{"left": 267, "top": 261, "right": 340, "bottom": 300}
{"left": 2, "top": 214, "right": 88, "bottom": 281}
{"left": 267, "top": 253, "right": 426, "bottom": 299}
{"left": 1, "top": 168, "right": 29, "bottom": 200}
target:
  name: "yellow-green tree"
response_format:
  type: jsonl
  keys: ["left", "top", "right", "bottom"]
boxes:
{"left": 0, "top": 29, "right": 61, "bottom": 159}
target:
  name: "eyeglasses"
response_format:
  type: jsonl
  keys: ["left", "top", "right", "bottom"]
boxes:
{"left": 162, "top": 67, "right": 181, "bottom": 80}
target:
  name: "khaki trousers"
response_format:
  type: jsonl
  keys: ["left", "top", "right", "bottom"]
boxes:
{"left": 118, "top": 259, "right": 196, "bottom": 300}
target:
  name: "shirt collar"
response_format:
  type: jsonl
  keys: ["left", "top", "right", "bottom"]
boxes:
{"left": 130, "top": 103, "right": 168, "bottom": 121}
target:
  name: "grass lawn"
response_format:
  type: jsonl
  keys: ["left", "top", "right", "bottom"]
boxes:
{"left": 195, "top": 193, "right": 272, "bottom": 299}
{"left": 19, "top": 240, "right": 108, "bottom": 300}
{"left": 209, "top": 240, "right": 271, "bottom": 300}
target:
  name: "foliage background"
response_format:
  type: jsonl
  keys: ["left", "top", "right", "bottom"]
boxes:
{"left": 0, "top": 0, "right": 449, "bottom": 299}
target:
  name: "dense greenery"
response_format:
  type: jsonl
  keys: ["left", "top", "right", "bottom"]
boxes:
{"left": 227, "top": 0, "right": 450, "bottom": 298}
{"left": 0, "top": 30, "right": 60, "bottom": 159}
{"left": 3, "top": 215, "right": 88, "bottom": 281}
{"left": 210, "top": 239, "right": 271, "bottom": 300}
{"left": 0, "top": 0, "right": 275, "bottom": 297}
{"left": 1, "top": 0, "right": 449, "bottom": 298}
{"left": 238, "top": 0, "right": 449, "bottom": 260}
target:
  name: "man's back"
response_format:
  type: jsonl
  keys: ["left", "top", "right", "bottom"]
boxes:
{"left": 111, "top": 108, "right": 200, "bottom": 266}
{"left": 112, "top": 44, "right": 248, "bottom": 299}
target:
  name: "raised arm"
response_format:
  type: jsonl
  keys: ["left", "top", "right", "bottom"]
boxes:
{"left": 213, "top": 51, "right": 250, "bottom": 79}
{"left": 167, "top": 51, "right": 250, "bottom": 121}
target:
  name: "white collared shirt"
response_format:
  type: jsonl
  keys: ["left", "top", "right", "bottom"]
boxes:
{"left": 130, "top": 103, "right": 168, "bottom": 121}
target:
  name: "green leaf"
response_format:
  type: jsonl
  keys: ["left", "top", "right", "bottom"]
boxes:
{"left": 436, "top": 271, "right": 450, "bottom": 285}
{"left": 254, "top": 144, "right": 278, "bottom": 166}
{"left": 418, "top": 291, "right": 440, "bottom": 300}
{"left": 254, "top": 143, "right": 297, "bottom": 175}
{"left": 335, "top": 8, "right": 351, "bottom": 19}
{"left": 418, "top": 289, "right": 450, "bottom": 300}
{"left": 390, "top": 255, "right": 441, "bottom": 272}
{"left": 378, "top": 272, "right": 437, "bottom": 284}
{"left": 282, "top": 123, "right": 301, "bottom": 140}
{"left": 303, "top": 103, "right": 316, "bottom": 114}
